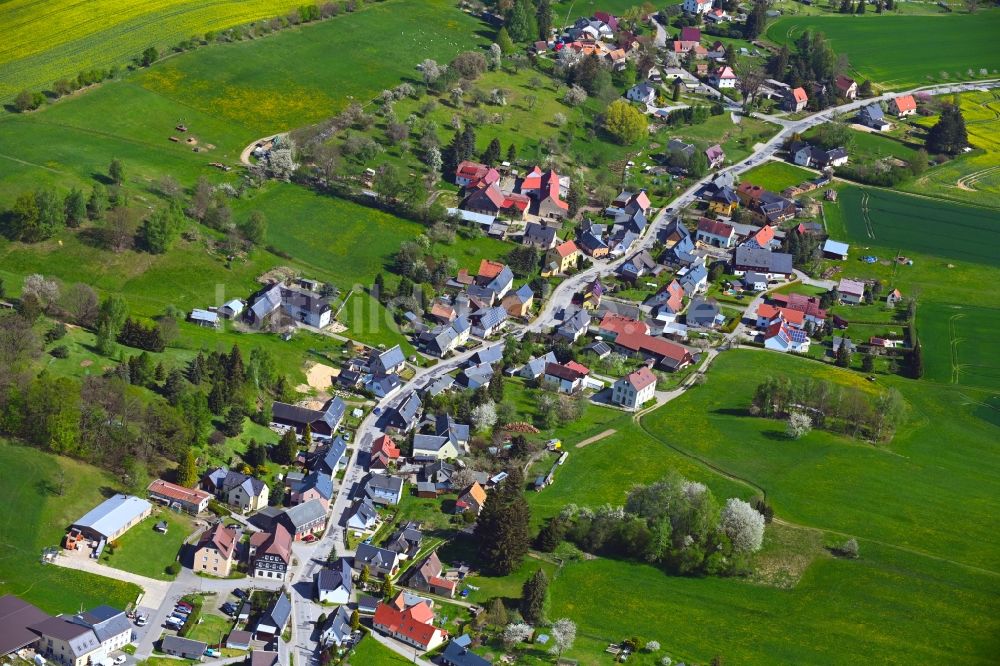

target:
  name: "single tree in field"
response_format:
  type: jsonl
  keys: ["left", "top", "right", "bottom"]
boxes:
{"left": 520, "top": 568, "right": 548, "bottom": 623}
{"left": 140, "top": 47, "right": 159, "bottom": 67}
{"left": 603, "top": 99, "right": 647, "bottom": 144}
{"left": 108, "top": 158, "right": 125, "bottom": 186}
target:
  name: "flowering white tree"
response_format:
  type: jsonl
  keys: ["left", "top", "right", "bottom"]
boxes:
{"left": 660, "top": 657, "right": 673, "bottom": 666}
{"left": 425, "top": 146, "right": 443, "bottom": 174}
{"left": 786, "top": 411, "right": 813, "bottom": 439}
{"left": 472, "top": 401, "right": 498, "bottom": 431}
{"left": 645, "top": 641, "right": 661, "bottom": 652}
{"left": 502, "top": 622, "right": 533, "bottom": 648}
{"left": 563, "top": 84, "right": 588, "bottom": 106}
{"left": 488, "top": 43, "right": 502, "bottom": 70}
{"left": 22, "top": 274, "right": 61, "bottom": 307}
{"left": 421, "top": 59, "right": 442, "bottom": 85}
{"left": 548, "top": 618, "right": 577, "bottom": 656}
{"left": 720, "top": 498, "right": 766, "bottom": 553}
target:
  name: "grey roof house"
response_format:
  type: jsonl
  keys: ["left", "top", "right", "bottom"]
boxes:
{"left": 361, "top": 473, "right": 404, "bottom": 506}
{"left": 354, "top": 543, "right": 401, "bottom": 578}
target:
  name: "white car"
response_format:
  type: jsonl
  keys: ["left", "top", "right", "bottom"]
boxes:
{"left": 114, "top": 656, "right": 127, "bottom": 665}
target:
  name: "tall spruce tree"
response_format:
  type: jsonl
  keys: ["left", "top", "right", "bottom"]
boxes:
{"left": 474, "top": 467, "right": 531, "bottom": 574}
{"left": 520, "top": 568, "right": 549, "bottom": 624}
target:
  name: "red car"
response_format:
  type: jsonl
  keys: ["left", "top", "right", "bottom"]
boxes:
{"left": 176, "top": 601, "right": 193, "bottom": 611}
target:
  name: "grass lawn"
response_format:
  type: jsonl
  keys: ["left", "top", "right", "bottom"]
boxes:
{"left": 349, "top": 634, "right": 413, "bottom": 666}
{"left": 0, "top": 442, "right": 142, "bottom": 613}
{"left": 741, "top": 160, "right": 816, "bottom": 191}
{"left": 834, "top": 185, "right": 1000, "bottom": 267}
{"left": 460, "top": 554, "right": 560, "bottom": 607}
{"left": 765, "top": 11, "right": 1000, "bottom": 89}
{"left": 184, "top": 612, "right": 234, "bottom": 645}
{"left": 100, "top": 507, "right": 194, "bottom": 580}
{"left": 667, "top": 113, "right": 778, "bottom": 164}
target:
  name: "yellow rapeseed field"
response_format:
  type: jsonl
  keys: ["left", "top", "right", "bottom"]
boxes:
{"left": 0, "top": 0, "right": 306, "bottom": 101}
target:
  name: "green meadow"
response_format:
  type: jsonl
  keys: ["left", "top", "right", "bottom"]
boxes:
{"left": 740, "top": 160, "right": 816, "bottom": 190}
{"left": 0, "top": 442, "right": 142, "bottom": 613}
{"left": 766, "top": 11, "right": 1000, "bottom": 89}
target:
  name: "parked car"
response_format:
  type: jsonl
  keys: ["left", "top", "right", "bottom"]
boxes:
{"left": 204, "top": 650, "right": 220, "bottom": 658}
{"left": 114, "top": 655, "right": 127, "bottom": 664}
{"left": 220, "top": 602, "right": 236, "bottom": 616}
{"left": 176, "top": 601, "right": 193, "bottom": 610}
{"left": 233, "top": 588, "right": 248, "bottom": 599}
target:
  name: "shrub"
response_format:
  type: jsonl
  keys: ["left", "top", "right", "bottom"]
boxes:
{"left": 50, "top": 345, "right": 70, "bottom": 359}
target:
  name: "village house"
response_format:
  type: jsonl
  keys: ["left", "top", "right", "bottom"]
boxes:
{"left": 519, "top": 166, "right": 570, "bottom": 220}
{"left": 647, "top": 279, "right": 685, "bottom": 317}
{"left": 407, "top": 551, "right": 458, "bottom": 598}
{"left": 886, "top": 288, "right": 903, "bottom": 307}
{"left": 543, "top": 361, "right": 589, "bottom": 394}
{"left": 858, "top": 103, "right": 891, "bottom": 131}
{"left": 280, "top": 499, "right": 328, "bottom": 540}
{"left": 626, "top": 82, "right": 657, "bottom": 105}
{"left": 361, "top": 473, "right": 404, "bottom": 505}
{"left": 838, "top": 278, "right": 866, "bottom": 305}
{"left": 384, "top": 392, "right": 422, "bottom": 432}
{"left": 419, "top": 316, "right": 471, "bottom": 357}
{"left": 454, "top": 161, "right": 490, "bottom": 187}
{"left": 677, "top": 260, "right": 709, "bottom": 295}
{"left": 386, "top": 522, "right": 423, "bottom": 559}
{"left": 370, "top": 345, "right": 406, "bottom": 376}
{"left": 370, "top": 434, "right": 401, "bottom": 471}
{"left": 770, "top": 292, "right": 828, "bottom": 326}
{"left": 889, "top": 94, "right": 917, "bottom": 117}
{"left": 161, "top": 636, "right": 207, "bottom": 661}
{"left": 732, "top": 246, "right": 794, "bottom": 280}
{"left": 289, "top": 471, "right": 333, "bottom": 509}
{"left": 556, "top": 308, "right": 592, "bottom": 342}
{"left": 248, "top": 524, "right": 292, "bottom": 580}
{"left": 441, "top": 640, "right": 491, "bottom": 666}
{"left": 705, "top": 144, "right": 726, "bottom": 169}
{"left": 456, "top": 482, "right": 488, "bottom": 515}
{"left": 709, "top": 66, "right": 737, "bottom": 89}
{"left": 835, "top": 75, "right": 857, "bottom": 100}
{"left": 792, "top": 142, "right": 849, "bottom": 169}
{"left": 735, "top": 182, "right": 797, "bottom": 224}
{"left": 687, "top": 298, "right": 725, "bottom": 328}
{"left": 254, "top": 593, "right": 291, "bottom": 641}
{"left": 319, "top": 606, "right": 353, "bottom": 649}
{"left": 522, "top": 221, "right": 559, "bottom": 250}
{"left": 742, "top": 224, "right": 776, "bottom": 250}
{"left": 783, "top": 86, "right": 808, "bottom": 112}
{"left": 28, "top": 605, "right": 133, "bottom": 666}
{"left": 470, "top": 306, "right": 509, "bottom": 338}
{"left": 583, "top": 277, "right": 605, "bottom": 309}
{"left": 613, "top": 332, "right": 695, "bottom": 371}
{"left": 201, "top": 468, "right": 269, "bottom": 513}
{"left": 373, "top": 594, "right": 446, "bottom": 652}
{"left": 756, "top": 303, "right": 806, "bottom": 331}
{"left": 270, "top": 396, "right": 345, "bottom": 436}
{"left": 354, "top": 543, "right": 401, "bottom": 578}
{"left": 192, "top": 523, "right": 239, "bottom": 577}
{"left": 612, "top": 366, "right": 657, "bottom": 410}
{"left": 315, "top": 558, "right": 353, "bottom": 605}
{"left": 310, "top": 437, "right": 348, "bottom": 475}
{"left": 545, "top": 240, "right": 582, "bottom": 275}
{"left": 502, "top": 284, "right": 534, "bottom": 318}
{"left": 764, "top": 321, "right": 811, "bottom": 353}
{"left": 598, "top": 312, "right": 650, "bottom": 339}
{"left": 696, "top": 217, "right": 737, "bottom": 248}
{"left": 683, "top": 0, "right": 713, "bottom": 14}
{"left": 147, "top": 480, "right": 211, "bottom": 515}
{"left": 219, "top": 299, "right": 245, "bottom": 319}
{"left": 346, "top": 498, "right": 379, "bottom": 532}
{"left": 709, "top": 186, "right": 739, "bottom": 216}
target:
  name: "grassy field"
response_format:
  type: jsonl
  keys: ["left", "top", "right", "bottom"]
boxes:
{"left": 765, "top": 11, "right": 1000, "bottom": 89}
{"left": 100, "top": 507, "right": 194, "bottom": 580}
{"left": 667, "top": 113, "right": 778, "bottom": 164}
{"left": 0, "top": 442, "right": 142, "bottom": 613}
{"left": 918, "top": 301, "right": 1000, "bottom": 390}
{"left": 741, "top": 160, "right": 817, "bottom": 190}
{"left": 0, "top": 0, "right": 310, "bottom": 102}
{"left": 903, "top": 89, "right": 1000, "bottom": 209}
{"left": 184, "top": 611, "right": 234, "bottom": 645}
{"left": 350, "top": 633, "right": 414, "bottom": 665}
{"left": 527, "top": 348, "right": 1000, "bottom": 664}
{"left": 835, "top": 185, "right": 1000, "bottom": 267}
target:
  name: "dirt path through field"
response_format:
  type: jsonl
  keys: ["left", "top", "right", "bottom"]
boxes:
{"left": 575, "top": 429, "right": 617, "bottom": 448}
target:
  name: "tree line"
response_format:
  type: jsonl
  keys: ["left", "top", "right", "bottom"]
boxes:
{"left": 535, "top": 471, "right": 767, "bottom": 577}
{"left": 750, "top": 374, "right": 908, "bottom": 443}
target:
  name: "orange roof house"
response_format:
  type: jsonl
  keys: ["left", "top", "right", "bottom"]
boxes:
{"left": 889, "top": 95, "right": 917, "bottom": 117}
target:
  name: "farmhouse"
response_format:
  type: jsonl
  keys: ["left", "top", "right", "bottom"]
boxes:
{"left": 281, "top": 499, "right": 328, "bottom": 540}
{"left": 65, "top": 494, "right": 152, "bottom": 551}
{"left": 626, "top": 82, "right": 657, "bottom": 105}
{"left": 193, "top": 523, "right": 239, "bottom": 577}
{"left": 823, "top": 239, "right": 850, "bottom": 260}
{"left": 612, "top": 366, "right": 657, "bottom": 410}
{"left": 764, "top": 321, "right": 811, "bottom": 353}
{"left": 543, "top": 361, "right": 589, "bottom": 394}
{"left": 147, "top": 480, "right": 211, "bottom": 515}
{"left": 709, "top": 66, "right": 737, "bottom": 89}
{"left": 456, "top": 482, "right": 488, "bottom": 515}
{"left": 792, "top": 142, "right": 849, "bottom": 169}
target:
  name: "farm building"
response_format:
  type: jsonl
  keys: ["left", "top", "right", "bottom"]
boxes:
{"left": 65, "top": 494, "right": 152, "bottom": 550}
{"left": 0, "top": 595, "right": 51, "bottom": 658}
{"left": 147, "top": 480, "right": 211, "bottom": 515}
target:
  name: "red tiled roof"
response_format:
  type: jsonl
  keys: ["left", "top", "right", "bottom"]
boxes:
{"left": 148, "top": 479, "right": 211, "bottom": 505}
{"left": 599, "top": 312, "right": 650, "bottom": 337}
{"left": 753, "top": 225, "right": 775, "bottom": 247}
{"left": 554, "top": 240, "right": 579, "bottom": 258}
{"left": 199, "top": 523, "right": 238, "bottom": 560}
{"left": 481, "top": 183, "right": 505, "bottom": 208}
{"left": 778, "top": 307, "right": 805, "bottom": 326}
{"left": 373, "top": 602, "right": 442, "bottom": 649}
{"left": 565, "top": 360, "right": 591, "bottom": 376}
{"left": 455, "top": 161, "right": 488, "bottom": 181}
{"left": 478, "top": 259, "right": 506, "bottom": 279}
{"left": 521, "top": 166, "right": 543, "bottom": 190}
{"left": 792, "top": 87, "right": 808, "bottom": 103}
{"left": 893, "top": 95, "right": 917, "bottom": 112}
{"left": 614, "top": 331, "right": 692, "bottom": 363}
{"left": 372, "top": 435, "right": 401, "bottom": 460}
{"left": 544, "top": 362, "right": 587, "bottom": 382}
{"left": 625, "top": 366, "right": 657, "bottom": 391}
{"left": 697, "top": 217, "right": 735, "bottom": 238}
{"left": 680, "top": 27, "right": 701, "bottom": 42}
{"left": 503, "top": 192, "right": 531, "bottom": 211}
{"left": 835, "top": 75, "right": 856, "bottom": 93}
{"left": 771, "top": 293, "right": 827, "bottom": 320}
{"left": 658, "top": 279, "right": 684, "bottom": 312}
{"left": 757, "top": 303, "right": 779, "bottom": 320}
{"left": 632, "top": 191, "right": 651, "bottom": 211}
